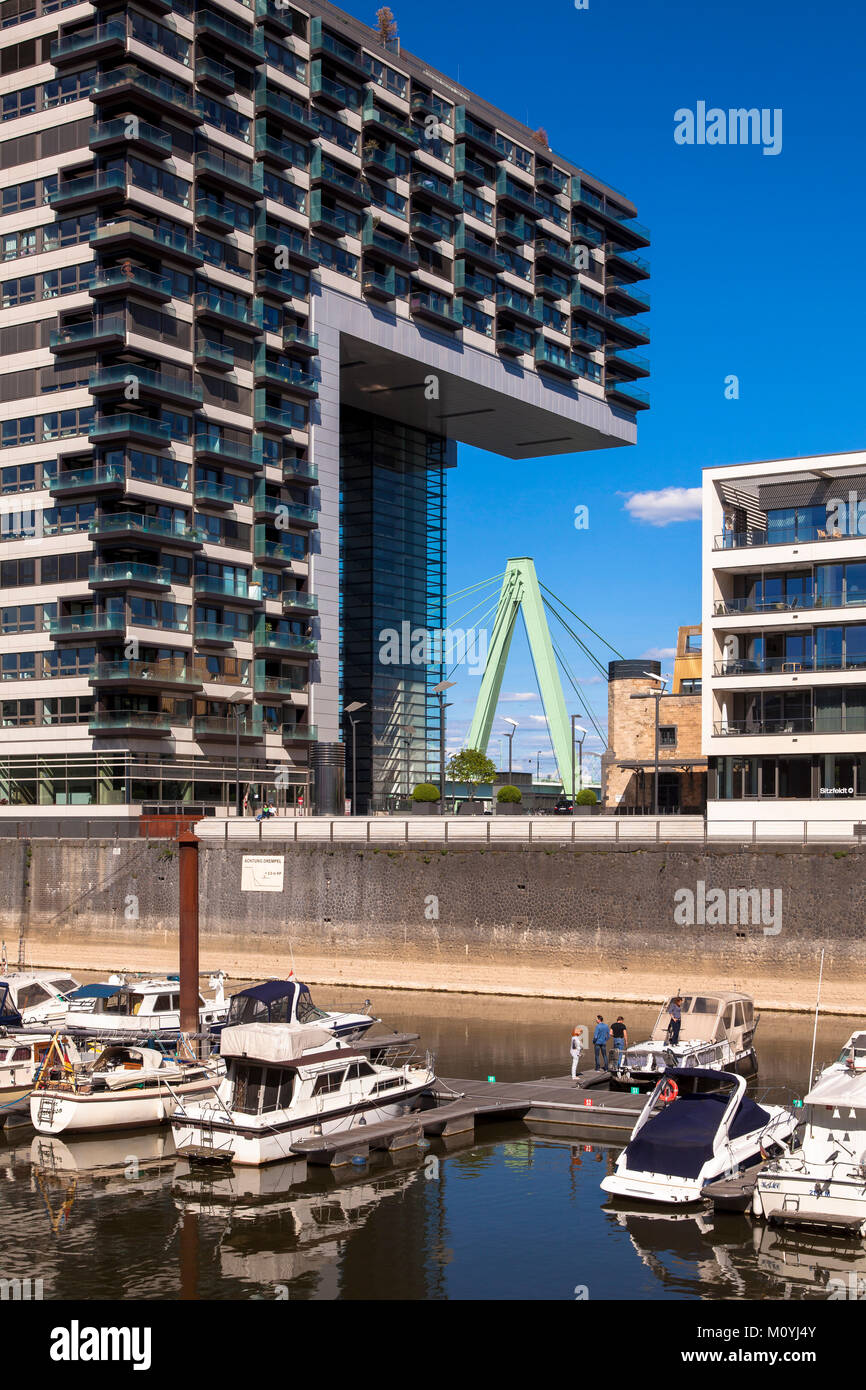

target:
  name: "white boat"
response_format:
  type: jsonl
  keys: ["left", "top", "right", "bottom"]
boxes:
{"left": 63, "top": 974, "right": 228, "bottom": 1038}
{"left": 610, "top": 991, "right": 759, "bottom": 1091}
{"left": 601, "top": 1068, "right": 797, "bottom": 1205}
{"left": 752, "top": 1029, "right": 866, "bottom": 1234}
{"left": 172, "top": 1021, "right": 435, "bottom": 1167}
{"left": 220, "top": 979, "right": 377, "bottom": 1044}
{"left": 30, "top": 1040, "right": 222, "bottom": 1135}
{"left": 0, "top": 970, "right": 79, "bottom": 1026}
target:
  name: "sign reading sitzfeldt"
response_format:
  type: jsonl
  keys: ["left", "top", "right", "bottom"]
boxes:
{"left": 241, "top": 855, "right": 285, "bottom": 892}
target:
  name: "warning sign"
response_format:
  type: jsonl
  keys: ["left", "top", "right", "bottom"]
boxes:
{"left": 241, "top": 855, "right": 285, "bottom": 892}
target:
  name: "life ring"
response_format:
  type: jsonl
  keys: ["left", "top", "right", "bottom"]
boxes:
{"left": 659, "top": 1078, "right": 679, "bottom": 1104}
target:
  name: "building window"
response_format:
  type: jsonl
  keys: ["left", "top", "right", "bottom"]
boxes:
{"left": 680, "top": 679, "right": 702, "bottom": 694}
{"left": 658, "top": 726, "right": 677, "bottom": 747}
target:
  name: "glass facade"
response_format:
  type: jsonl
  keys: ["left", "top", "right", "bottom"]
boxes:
{"left": 340, "top": 408, "right": 450, "bottom": 812}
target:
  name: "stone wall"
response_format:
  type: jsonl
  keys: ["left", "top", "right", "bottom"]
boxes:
{"left": 2, "top": 837, "right": 864, "bottom": 1012}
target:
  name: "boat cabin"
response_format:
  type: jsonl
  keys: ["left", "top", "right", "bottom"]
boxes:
{"left": 650, "top": 991, "right": 757, "bottom": 1052}
{"left": 226, "top": 981, "right": 332, "bottom": 1029}
{"left": 0, "top": 971, "right": 78, "bottom": 1022}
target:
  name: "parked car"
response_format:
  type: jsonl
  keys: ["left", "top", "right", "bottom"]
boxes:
{"left": 553, "top": 798, "right": 573, "bottom": 815}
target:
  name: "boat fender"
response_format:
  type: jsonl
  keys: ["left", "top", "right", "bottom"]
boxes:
{"left": 659, "top": 1078, "right": 679, "bottom": 1105}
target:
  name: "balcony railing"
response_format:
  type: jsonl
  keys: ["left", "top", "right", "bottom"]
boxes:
{"left": 195, "top": 339, "right": 235, "bottom": 370}
{"left": 51, "top": 19, "right": 126, "bottom": 61}
{"left": 194, "top": 291, "right": 263, "bottom": 329}
{"left": 194, "top": 575, "right": 261, "bottom": 600}
{"left": 713, "top": 718, "right": 815, "bottom": 736}
{"left": 90, "top": 659, "right": 201, "bottom": 685}
{"left": 283, "top": 724, "right": 317, "bottom": 741}
{"left": 194, "top": 9, "right": 263, "bottom": 57}
{"left": 90, "top": 365, "right": 203, "bottom": 405}
{"left": 714, "top": 655, "right": 866, "bottom": 677}
{"left": 89, "top": 119, "right": 172, "bottom": 156}
{"left": 712, "top": 593, "right": 860, "bottom": 616}
{"left": 195, "top": 621, "right": 243, "bottom": 644}
{"left": 409, "top": 290, "right": 461, "bottom": 325}
{"left": 89, "top": 562, "right": 170, "bottom": 586}
{"left": 90, "top": 67, "right": 203, "bottom": 120}
{"left": 282, "top": 590, "right": 317, "bottom": 612}
{"left": 195, "top": 435, "right": 263, "bottom": 467}
{"left": 47, "top": 613, "right": 126, "bottom": 635}
{"left": 89, "top": 712, "right": 173, "bottom": 732}
{"left": 90, "top": 264, "right": 172, "bottom": 298}
{"left": 194, "top": 480, "right": 238, "bottom": 507}
{"left": 713, "top": 527, "right": 859, "bottom": 551}
{"left": 194, "top": 715, "right": 264, "bottom": 737}
{"left": 50, "top": 464, "right": 125, "bottom": 493}
{"left": 48, "top": 169, "right": 125, "bottom": 209}
{"left": 254, "top": 626, "right": 317, "bottom": 654}
{"left": 90, "top": 512, "right": 204, "bottom": 542}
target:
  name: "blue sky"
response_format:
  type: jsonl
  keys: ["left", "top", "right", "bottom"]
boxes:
{"left": 368, "top": 0, "right": 866, "bottom": 777}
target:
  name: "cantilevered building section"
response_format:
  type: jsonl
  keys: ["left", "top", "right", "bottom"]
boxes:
{"left": 0, "top": 0, "right": 649, "bottom": 815}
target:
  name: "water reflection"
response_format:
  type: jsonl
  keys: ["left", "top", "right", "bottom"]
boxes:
{"left": 0, "top": 990, "right": 860, "bottom": 1301}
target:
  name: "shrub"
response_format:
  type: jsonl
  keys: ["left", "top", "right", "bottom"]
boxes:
{"left": 496, "top": 784, "right": 522, "bottom": 804}
{"left": 576, "top": 788, "right": 597, "bottom": 806}
{"left": 412, "top": 782, "right": 440, "bottom": 802}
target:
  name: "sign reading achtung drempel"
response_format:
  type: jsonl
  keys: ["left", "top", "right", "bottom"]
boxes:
{"left": 241, "top": 856, "right": 285, "bottom": 892}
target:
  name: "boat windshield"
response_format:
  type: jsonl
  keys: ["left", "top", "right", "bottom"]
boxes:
{"left": 837, "top": 1032, "right": 866, "bottom": 1067}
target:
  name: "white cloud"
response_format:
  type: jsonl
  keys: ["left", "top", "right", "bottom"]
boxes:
{"left": 623, "top": 486, "right": 702, "bottom": 526}
{"left": 640, "top": 647, "right": 676, "bottom": 660}
{"left": 575, "top": 675, "right": 603, "bottom": 686}
{"left": 526, "top": 714, "right": 550, "bottom": 726}
{"left": 500, "top": 692, "right": 539, "bottom": 702}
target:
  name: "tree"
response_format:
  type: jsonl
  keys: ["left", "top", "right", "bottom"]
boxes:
{"left": 446, "top": 747, "right": 496, "bottom": 803}
{"left": 532, "top": 127, "right": 549, "bottom": 147}
{"left": 375, "top": 6, "right": 398, "bottom": 44}
{"left": 412, "top": 782, "right": 440, "bottom": 802}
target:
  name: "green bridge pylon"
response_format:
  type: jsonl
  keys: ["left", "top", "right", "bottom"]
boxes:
{"left": 467, "top": 557, "right": 574, "bottom": 787}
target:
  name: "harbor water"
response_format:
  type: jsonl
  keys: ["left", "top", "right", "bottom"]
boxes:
{"left": 2, "top": 988, "right": 862, "bottom": 1302}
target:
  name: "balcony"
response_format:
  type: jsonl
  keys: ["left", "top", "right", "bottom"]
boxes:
{"left": 195, "top": 620, "right": 241, "bottom": 647}
{"left": 283, "top": 458, "right": 318, "bottom": 484}
{"left": 536, "top": 164, "right": 568, "bottom": 194}
{"left": 49, "top": 463, "right": 125, "bottom": 499}
{"left": 607, "top": 244, "right": 651, "bottom": 280}
{"left": 194, "top": 714, "right": 264, "bottom": 741}
{"left": 253, "top": 673, "right": 307, "bottom": 698}
{"left": 496, "top": 327, "right": 534, "bottom": 356}
{"left": 454, "top": 263, "right": 494, "bottom": 299}
{"left": 363, "top": 140, "right": 402, "bottom": 177}
{"left": 282, "top": 326, "right": 318, "bottom": 354}
{"left": 572, "top": 319, "right": 605, "bottom": 351}
{"left": 310, "top": 150, "right": 371, "bottom": 203}
{"left": 91, "top": 219, "right": 203, "bottom": 265}
{"left": 254, "top": 350, "right": 318, "bottom": 395}
{"left": 254, "top": 218, "right": 317, "bottom": 266}
{"left": 90, "top": 264, "right": 173, "bottom": 302}
{"left": 195, "top": 339, "right": 235, "bottom": 372}
{"left": 89, "top": 511, "right": 204, "bottom": 546}
{"left": 282, "top": 590, "right": 318, "bottom": 614}
{"left": 535, "top": 272, "right": 572, "bottom": 301}
{"left": 454, "top": 227, "right": 502, "bottom": 269}
{"left": 89, "top": 660, "right": 202, "bottom": 691}
{"left": 48, "top": 612, "right": 126, "bottom": 639}
{"left": 255, "top": 0, "right": 294, "bottom": 33}
{"left": 455, "top": 109, "right": 500, "bottom": 160}
{"left": 254, "top": 401, "right": 306, "bottom": 435}
{"left": 89, "top": 414, "right": 173, "bottom": 447}
{"left": 454, "top": 145, "right": 488, "bottom": 185}
{"left": 90, "top": 366, "right": 203, "bottom": 408}
{"left": 410, "top": 169, "right": 459, "bottom": 207}
{"left": 534, "top": 237, "right": 572, "bottom": 272}
{"left": 409, "top": 290, "right": 460, "bottom": 331}
{"left": 90, "top": 68, "right": 204, "bottom": 125}
{"left": 51, "top": 19, "right": 127, "bottom": 66}
{"left": 311, "top": 64, "right": 361, "bottom": 111}
{"left": 361, "top": 267, "right": 397, "bottom": 299}
{"left": 712, "top": 718, "right": 815, "bottom": 737}
{"left": 257, "top": 87, "right": 318, "bottom": 138}
{"left": 496, "top": 287, "right": 539, "bottom": 324}
{"left": 496, "top": 170, "right": 537, "bottom": 214}
{"left": 256, "top": 128, "right": 307, "bottom": 171}
{"left": 194, "top": 291, "right": 263, "bottom": 334}
{"left": 194, "top": 575, "right": 262, "bottom": 605}
{"left": 496, "top": 215, "right": 533, "bottom": 245}
{"left": 711, "top": 522, "right": 862, "bottom": 551}
{"left": 196, "top": 57, "right": 235, "bottom": 94}
{"left": 362, "top": 93, "right": 419, "bottom": 145}
{"left": 48, "top": 169, "right": 125, "bottom": 214}
{"left": 410, "top": 210, "right": 452, "bottom": 243}
{"left": 89, "top": 562, "right": 171, "bottom": 590}
{"left": 606, "top": 347, "right": 650, "bottom": 379}
{"left": 309, "top": 197, "right": 360, "bottom": 236}
{"left": 283, "top": 723, "right": 317, "bottom": 742}
{"left": 254, "top": 621, "right": 317, "bottom": 655}
{"left": 605, "top": 377, "right": 650, "bottom": 410}
{"left": 607, "top": 279, "right": 651, "bottom": 314}
{"left": 89, "top": 119, "right": 172, "bottom": 160}
{"left": 194, "top": 480, "right": 237, "bottom": 510}
{"left": 194, "top": 435, "right": 262, "bottom": 470}
{"left": 89, "top": 711, "right": 173, "bottom": 736}
{"left": 534, "top": 339, "right": 583, "bottom": 378}
{"left": 195, "top": 150, "right": 263, "bottom": 197}
{"left": 253, "top": 528, "right": 305, "bottom": 566}
{"left": 195, "top": 10, "right": 264, "bottom": 60}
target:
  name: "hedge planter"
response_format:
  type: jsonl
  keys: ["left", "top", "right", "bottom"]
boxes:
{"left": 412, "top": 801, "right": 439, "bottom": 815}
{"left": 495, "top": 802, "right": 524, "bottom": 815}
{"left": 457, "top": 799, "right": 485, "bottom": 815}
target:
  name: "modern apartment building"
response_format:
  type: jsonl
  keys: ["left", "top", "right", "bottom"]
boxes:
{"left": 0, "top": 0, "right": 649, "bottom": 816}
{"left": 705, "top": 449, "right": 866, "bottom": 831}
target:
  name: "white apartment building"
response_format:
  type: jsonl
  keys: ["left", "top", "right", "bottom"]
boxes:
{"left": 704, "top": 449, "right": 866, "bottom": 833}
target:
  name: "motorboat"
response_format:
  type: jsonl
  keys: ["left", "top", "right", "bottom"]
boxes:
{"left": 601, "top": 1068, "right": 797, "bottom": 1205}
{"left": 0, "top": 970, "right": 79, "bottom": 1026}
{"left": 751, "top": 1029, "right": 866, "bottom": 1235}
{"left": 30, "top": 1039, "right": 222, "bottom": 1135}
{"left": 218, "top": 980, "right": 378, "bottom": 1045}
{"left": 62, "top": 973, "right": 228, "bottom": 1038}
{"left": 172, "top": 1021, "right": 435, "bottom": 1167}
{"left": 610, "top": 991, "right": 759, "bottom": 1091}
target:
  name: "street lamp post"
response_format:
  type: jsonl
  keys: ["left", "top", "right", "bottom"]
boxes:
{"left": 630, "top": 672, "right": 670, "bottom": 815}
{"left": 432, "top": 680, "right": 456, "bottom": 812}
{"left": 343, "top": 702, "right": 366, "bottom": 815}
{"left": 229, "top": 689, "right": 252, "bottom": 817}
{"left": 502, "top": 717, "right": 518, "bottom": 779}
{"left": 570, "top": 715, "right": 587, "bottom": 808}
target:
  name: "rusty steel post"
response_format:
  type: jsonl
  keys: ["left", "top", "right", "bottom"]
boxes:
{"left": 178, "top": 827, "right": 200, "bottom": 1040}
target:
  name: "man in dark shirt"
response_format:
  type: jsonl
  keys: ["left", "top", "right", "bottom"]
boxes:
{"left": 668, "top": 996, "right": 683, "bottom": 1045}
{"left": 610, "top": 1016, "right": 628, "bottom": 1070}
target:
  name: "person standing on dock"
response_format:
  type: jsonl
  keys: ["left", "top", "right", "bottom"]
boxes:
{"left": 593, "top": 1016, "right": 611, "bottom": 1070}
{"left": 667, "top": 996, "right": 683, "bottom": 1045}
{"left": 610, "top": 1016, "right": 628, "bottom": 1070}
{"left": 570, "top": 1025, "right": 584, "bottom": 1080}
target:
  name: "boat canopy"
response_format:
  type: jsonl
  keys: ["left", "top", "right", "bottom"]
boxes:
{"left": 805, "top": 1069, "right": 866, "bottom": 1110}
{"left": 226, "top": 981, "right": 326, "bottom": 1027}
{"left": 625, "top": 1079, "right": 772, "bottom": 1180}
{"left": 0, "top": 983, "right": 22, "bottom": 1027}
{"left": 220, "top": 1022, "right": 335, "bottom": 1063}
{"left": 67, "top": 983, "right": 122, "bottom": 1000}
